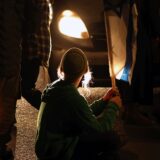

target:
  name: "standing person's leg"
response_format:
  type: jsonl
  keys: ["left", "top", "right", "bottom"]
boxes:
{"left": 73, "top": 131, "right": 121, "bottom": 160}
{"left": 0, "top": 74, "right": 20, "bottom": 160}
{"left": 21, "top": 58, "right": 41, "bottom": 109}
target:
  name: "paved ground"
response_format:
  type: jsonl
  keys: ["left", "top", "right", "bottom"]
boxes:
{"left": 16, "top": 99, "right": 38, "bottom": 160}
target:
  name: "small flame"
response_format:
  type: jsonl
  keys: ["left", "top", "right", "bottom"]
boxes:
{"left": 82, "top": 71, "right": 92, "bottom": 88}
{"left": 81, "top": 71, "right": 92, "bottom": 97}
{"left": 116, "top": 68, "right": 124, "bottom": 80}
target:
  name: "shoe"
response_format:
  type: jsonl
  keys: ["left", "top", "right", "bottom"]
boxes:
{"left": 22, "top": 88, "right": 41, "bottom": 109}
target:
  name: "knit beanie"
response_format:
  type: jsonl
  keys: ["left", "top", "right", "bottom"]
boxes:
{"left": 60, "top": 47, "right": 88, "bottom": 78}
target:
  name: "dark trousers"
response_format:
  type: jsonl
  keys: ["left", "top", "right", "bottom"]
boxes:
{"left": 21, "top": 58, "right": 41, "bottom": 109}
{"left": 72, "top": 131, "right": 121, "bottom": 160}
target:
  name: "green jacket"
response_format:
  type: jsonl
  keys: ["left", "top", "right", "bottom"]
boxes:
{"left": 35, "top": 79, "right": 119, "bottom": 160}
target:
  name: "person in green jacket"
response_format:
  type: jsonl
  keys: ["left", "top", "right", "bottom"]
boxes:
{"left": 35, "top": 47, "right": 122, "bottom": 160}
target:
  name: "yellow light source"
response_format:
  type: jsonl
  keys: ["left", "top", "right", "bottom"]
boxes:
{"left": 58, "top": 10, "right": 89, "bottom": 39}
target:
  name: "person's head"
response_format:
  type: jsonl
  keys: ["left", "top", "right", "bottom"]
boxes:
{"left": 58, "top": 47, "right": 90, "bottom": 85}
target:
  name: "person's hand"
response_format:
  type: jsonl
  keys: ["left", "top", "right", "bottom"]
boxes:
{"left": 102, "top": 87, "right": 119, "bottom": 102}
{"left": 109, "top": 95, "right": 123, "bottom": 110}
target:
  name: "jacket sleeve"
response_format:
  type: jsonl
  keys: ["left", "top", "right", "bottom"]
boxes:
{"left": 90, "top": 98, "right": 106, "bottom": 116}
{"left": 71, "top": 95, "right": 119, "bottom": 133}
